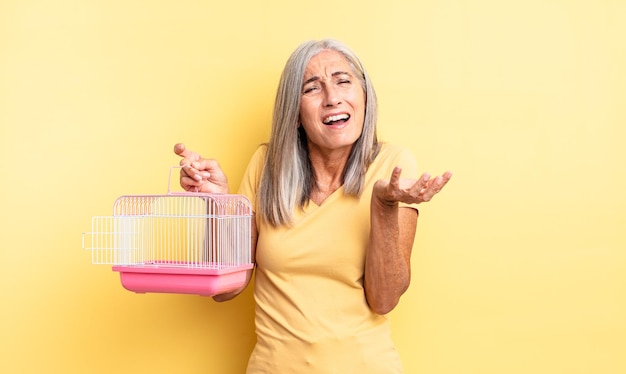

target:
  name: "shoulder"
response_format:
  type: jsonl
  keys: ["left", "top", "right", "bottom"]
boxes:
{"left": 250, "top": 143, "right": 268, "bottom": 162}
{"left": 374, "top": 143, "right": 417, "bottom": 168}
{"left": 246, "top": 144, "right": 268, "bottom": 174}
{"left": 365, "top": 142, "right": 419, "bottom": 181}
{"left": 238, "top": 144, "right": 268, "bottom": 198}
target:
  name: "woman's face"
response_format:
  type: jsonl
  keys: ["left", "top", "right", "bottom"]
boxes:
{"left": 299, "top": 50, "right": 365, "bottom": 156}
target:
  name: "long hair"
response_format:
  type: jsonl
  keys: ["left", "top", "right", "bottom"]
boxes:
{"left": 257, "top": 39, "right": 380, "bottom": 226}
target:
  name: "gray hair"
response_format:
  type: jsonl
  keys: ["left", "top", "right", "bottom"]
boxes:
{"left": 258, "top": 39, "right": 380, "bottom": 226}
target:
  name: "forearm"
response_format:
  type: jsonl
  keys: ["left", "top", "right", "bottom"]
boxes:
{"left": 212, "top": 268, "right": 254, "bottom": 302}
{"left": 364, "top": 200, "right": 417, "bottom": 315}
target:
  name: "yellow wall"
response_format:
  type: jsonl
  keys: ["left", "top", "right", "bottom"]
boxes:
{"left": 1, "top": 1, "right": 624, "bottom": 373}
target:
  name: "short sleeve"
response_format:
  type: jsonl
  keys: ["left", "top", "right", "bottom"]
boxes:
{"left": 237, "top": 145, "right": 267, "bottom": 212}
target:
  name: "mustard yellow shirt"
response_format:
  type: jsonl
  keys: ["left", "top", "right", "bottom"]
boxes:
{"left": 238, "top": 143, "right": 419, "bottom": 373}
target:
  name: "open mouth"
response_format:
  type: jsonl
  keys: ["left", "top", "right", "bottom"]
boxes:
{"left": 322, "top": 113, "right": 350, "bottom": 125}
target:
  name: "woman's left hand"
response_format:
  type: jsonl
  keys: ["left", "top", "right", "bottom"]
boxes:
{"left": 373, "top": 167, "right": 453, "bottom": 206}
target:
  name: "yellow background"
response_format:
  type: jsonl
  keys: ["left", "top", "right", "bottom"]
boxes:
{"left": 1, "top": 1, "right": 624, "bottom": 373}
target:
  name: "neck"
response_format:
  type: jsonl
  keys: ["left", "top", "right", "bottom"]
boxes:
{"left": 310, "top": 153, "right": 347, "bottom": 190}
{"left": 309, "top": 154, "right": 348, "bottom": 205}
{"left": 307, "top": 142, "right": 353, "bottom": 204}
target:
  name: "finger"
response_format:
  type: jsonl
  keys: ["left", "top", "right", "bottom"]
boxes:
{"left": 406, "top": 174, "right": 424, "bottom": 190}
{"left": 174, "top": 143, "right": 202, "bottom": 166}
{"left": 180, "top": 165, "right": 203, "bottom": 182}
{"left": 433, "top": 171, "right": 453, "bottom": 191}
{"left": 174, "top": 143, "right": 189, "bottom": 157}
{"left": 389, "top": 167, "right": 402, "bottom": 189}
{"left": 191, "top": 158, "right": 219, "bottom": 173}
{"left": 424, "top": 175, "right": 448, "bottom": 200}
{"left": 180, "top": 174, "right": 202, "bottom": 190}
{"left": 434, "top": 171, "right": 452, "bottom": 184}
{"left": 432, "top": 175, "right": 444, "bottom": 191}
{"left": 197, "top": 170, "right": 211, "bottom": 181}
{"left": 422, "top": 180, "right": 440, "bottom": 202}
{"left": 418, "top": 173, "right": 431, "bottom": 190}
{"left": 405, "top": 173, "right": 428, "bottom": 197}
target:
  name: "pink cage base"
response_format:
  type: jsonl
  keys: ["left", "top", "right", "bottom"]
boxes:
{"left": 112, "top": 264, "right": 253, "bottom": 296}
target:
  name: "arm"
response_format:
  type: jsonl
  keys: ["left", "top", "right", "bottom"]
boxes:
{"left": 174, "top": 143, "right": 256, "bottom": 301}
{"left": 364, "top": 167, "right": 452, "bottom": 314}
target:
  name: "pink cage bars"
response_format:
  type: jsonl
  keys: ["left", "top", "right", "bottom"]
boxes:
{"left": 83, "top": 182, "right": 253, "bottom": 296}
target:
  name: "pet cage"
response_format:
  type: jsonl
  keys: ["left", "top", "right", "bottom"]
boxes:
{"left": 83, "top": 169, "right": 253, "bottom": 296}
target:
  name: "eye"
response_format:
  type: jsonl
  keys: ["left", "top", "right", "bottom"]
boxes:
{"left": 303, "top": 85, "right": 319, "bottom": 94}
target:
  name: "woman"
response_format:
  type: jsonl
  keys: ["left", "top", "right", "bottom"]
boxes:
{"left": 175, "top": 39, "right": 452, "bottom": 373}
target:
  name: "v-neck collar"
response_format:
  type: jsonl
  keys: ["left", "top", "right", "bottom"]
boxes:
{"left": 307, "top": 185, "right": 345, "bottom": 208}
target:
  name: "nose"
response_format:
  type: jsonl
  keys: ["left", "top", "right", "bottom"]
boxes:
{"left": 323, "top": 85, "right": 341, "bottom": 107}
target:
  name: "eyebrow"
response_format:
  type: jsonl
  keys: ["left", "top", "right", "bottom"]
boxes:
{"left": 302, "top": 71, "right": 352, "bottom": 86}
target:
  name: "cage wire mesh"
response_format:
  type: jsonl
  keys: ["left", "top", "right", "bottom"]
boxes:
{"left": 84, "top": 194, "right": 252, "bottom": 270}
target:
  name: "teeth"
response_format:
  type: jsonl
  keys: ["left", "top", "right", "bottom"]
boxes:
{"left": 323, "top": 114, "right": 350, "bottom": 124}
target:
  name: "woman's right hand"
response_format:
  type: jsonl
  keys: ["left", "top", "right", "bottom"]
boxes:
{"left": 173, "top": 143, "right": 230, "bottom": 194}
